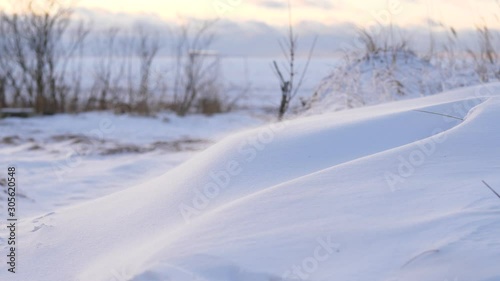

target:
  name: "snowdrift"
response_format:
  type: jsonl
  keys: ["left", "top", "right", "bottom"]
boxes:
{"left": 306, "top": 49, "right": 499, "bottom": 114}
{"left": 3, "top": 83, "right": 500, "bottom": 281}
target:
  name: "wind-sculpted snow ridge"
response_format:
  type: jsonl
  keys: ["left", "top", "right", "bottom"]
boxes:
{"left": 3, "top": 83, "right": 500, "bottom": 281}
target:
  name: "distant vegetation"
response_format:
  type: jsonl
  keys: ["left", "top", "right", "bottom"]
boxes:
{"left": 0, "top": 0, "right": 499, "bottom": 118}
{"left": 305, "top": 24, "right": 500, "bottom": 113}
{"left": 0, "top": 0, "right": 232, "bottom": 116}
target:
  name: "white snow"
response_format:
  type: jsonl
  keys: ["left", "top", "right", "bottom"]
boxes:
{"left": 2, "top": 83, "right": 500, "bottom": 281}
{"left": 0, "top": 111, "right": 265, "bottom": 216}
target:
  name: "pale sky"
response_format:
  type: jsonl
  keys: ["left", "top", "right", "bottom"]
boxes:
{"left": 1, "top": 0, "right": 499, "bottom": 56}
{"left": 1, "top": 0, "right": 500, "bottom": 29}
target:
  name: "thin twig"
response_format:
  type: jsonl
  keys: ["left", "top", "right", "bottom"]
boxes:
{"left": 413, "top": 109, "right": 464, "bottom": 121}
{"left": 292, "top": 35, "right": 318, "bottom": 99}
{"left": 482, "top": 180, "right": 500, "bottom": 199}
{"left": 272, "top": 61, "right": 286, "bottom": 84}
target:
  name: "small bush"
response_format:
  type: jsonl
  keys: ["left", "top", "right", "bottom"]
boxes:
{"left": 304, "top": 24, "right": 500, "bottom": 114}
{"left": 197, "top": 97, "right": 224, "bottom": 115}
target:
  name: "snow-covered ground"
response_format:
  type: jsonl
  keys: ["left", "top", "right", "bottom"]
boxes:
{"left": 0, "top": 111, "right": 265, "bottom": 216}
{"left": 2, "top": 83, "right": 500, "bottom": 281}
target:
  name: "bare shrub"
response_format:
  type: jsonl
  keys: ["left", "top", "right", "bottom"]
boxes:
{"left": 88, "top": 28, "right": 123, "bottom": 111}
{"left": 171, "top": 20, "right": 228, "bottom": 116}
{"left": 197, "top": 96, "right": 223, "bottom": 115}
{"left": 304, "top": 27, "right": 439, "bottom": 113}
{"left": 89, "top": 26, "right": 162, "bottom": 115}
{"left": 272, "top": 1, "right": 316, "bottom": 120}
{"left": 134, "top": 26, "right": 160, "bottom": 115}
{"left": 469, "top": 25, "right": 500, "bottom": 82}
{"left": 0, "top": 76, "right": 6, "bottom": 108}
{"left": 0, "top": 0, "right": 88, "bottom": 114}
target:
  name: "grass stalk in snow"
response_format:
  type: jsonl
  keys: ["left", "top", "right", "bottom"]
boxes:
{"left": 482, "top": 180, "right": 500, "bottom": 199}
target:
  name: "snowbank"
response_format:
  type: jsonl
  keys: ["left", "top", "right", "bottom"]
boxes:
{"left": 306, "top": 49, "right": 500, "bottom": 114}
{"left": 2, "top": 83, "right": 500, "bottom": 281}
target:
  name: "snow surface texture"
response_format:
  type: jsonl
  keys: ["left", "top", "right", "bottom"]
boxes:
{"left": 0, "top": 112, "right": 264, "bottom": 216}
{"left": 2, "top": 83, "right": 500, "bottom": 281}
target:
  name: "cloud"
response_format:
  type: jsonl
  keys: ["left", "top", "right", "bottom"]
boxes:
{"left": 73, "top": 7, "right": 499, "bottom": 57}
{"left": 74, "top": 7, "right": 170, "bottom": 31}
{"left": 255, "top": 0, "right": 287, "bottom": 9}
{"left": 249, "top": 0, "right": 335, "bottom": 10}
{"left": 213, "top": 19, "right": 357, "bottom": 56}
{"left": 297, "top": 0, "right": 334, "bottom": 9}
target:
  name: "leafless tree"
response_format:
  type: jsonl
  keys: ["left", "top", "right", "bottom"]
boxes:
{"left": 89, "top": 27, "right": 123, "bottom": 111}
{"left": 172, "top": 20, "right": 221, "bottom": 116}
{"left": 0, "top": 0, "right": 88, "bottom": 113}
{"left": 0, "top": 76, "right": 5, "bottom": 108}
{"left": 135, "top": 26, "right": 160, "bottom": 115}
{"left": 272, "top": 1, "right": 316, "bottom": 120}
{"left": 0, "top": 42, "right": 9, "bottom": 108}
{"left": 103, "top": 26, "right": 162, "bottom": 115}
{"left": 57, "top": 21, "right": 90, "bottom": 112}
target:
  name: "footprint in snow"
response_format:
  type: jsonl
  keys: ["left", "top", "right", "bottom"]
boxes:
{"left": 31, "top": 223, "right": 53, "bottom": 232}
{"left": 32, "top": 211, "right": 55, "bottom": 223}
